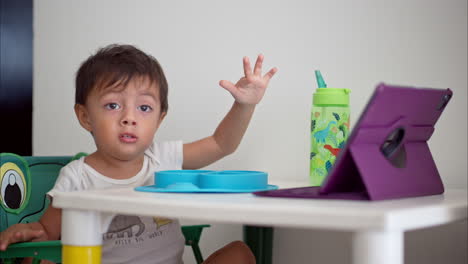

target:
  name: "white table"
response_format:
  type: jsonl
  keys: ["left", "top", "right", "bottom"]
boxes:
{"left": 53, "top": 182, "right": 467, "bottom": 264}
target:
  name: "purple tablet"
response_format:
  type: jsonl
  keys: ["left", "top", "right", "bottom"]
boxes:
{"left": 254, "top": 83, "right": 453, "bottom": 201}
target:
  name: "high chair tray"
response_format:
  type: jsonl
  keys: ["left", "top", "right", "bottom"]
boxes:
{"left": 135, "top": 170, "right": 278, "bottom": 193}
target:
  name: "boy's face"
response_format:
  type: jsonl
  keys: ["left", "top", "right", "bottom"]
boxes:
{"left": 75, "top": 77, "right": 166, "bottom": 162}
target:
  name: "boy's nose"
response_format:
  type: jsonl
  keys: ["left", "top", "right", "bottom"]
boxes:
{"left": 121, "top": 119, "right": 137, "bottom": 126}
{"left": 120, "top": 108, "right": 137, "bottom": 126}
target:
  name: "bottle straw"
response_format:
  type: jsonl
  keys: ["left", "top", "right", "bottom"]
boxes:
{"left": 315, "top": 70, "right": 327, "bottom": 88}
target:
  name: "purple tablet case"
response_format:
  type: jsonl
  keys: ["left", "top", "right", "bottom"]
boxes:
{"left": 254, "top": 83, "right": 453, "bottom": 201}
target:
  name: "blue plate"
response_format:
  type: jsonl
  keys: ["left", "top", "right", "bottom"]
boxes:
{"left": 135, "top": 170, "right": 278, "bottom": 193}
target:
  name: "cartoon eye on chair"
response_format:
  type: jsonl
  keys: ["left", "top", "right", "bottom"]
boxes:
{"left": 0, "top": 153, "right": 209, "bottom": 264}
{"left": 1, "top": 154, "right": 30, "bottom": 213}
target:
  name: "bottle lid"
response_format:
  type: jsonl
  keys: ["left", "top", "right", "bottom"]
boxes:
{"left": 313, "top": 88, "right": 351, "bottom": 106}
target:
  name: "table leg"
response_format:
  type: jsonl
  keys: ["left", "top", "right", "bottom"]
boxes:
{"left": 243, "top": 225, "right": 273, "bottom": 264}
{"left": 61, "top": 209, "right": 102, "bottom": 264}
{"left": 352, "top": 230, "right": 403, "bottom": 264}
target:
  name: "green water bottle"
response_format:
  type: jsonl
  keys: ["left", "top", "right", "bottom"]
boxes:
{"left": 310, "top": 70, "right": 351, "bottom": 186}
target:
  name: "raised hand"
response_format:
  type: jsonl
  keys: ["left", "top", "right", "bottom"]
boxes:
{"left": 219, "top": 54, "right": 277, "bottom": 105}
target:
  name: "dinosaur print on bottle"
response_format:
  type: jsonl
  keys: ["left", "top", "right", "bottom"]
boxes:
{"left": 313, "top": 121, "right": 336, "bottom": 143}
{"left": 310, "top": 111, "right": 349, "bottom": 186}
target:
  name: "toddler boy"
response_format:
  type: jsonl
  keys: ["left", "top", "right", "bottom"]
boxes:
{"left": 0, "top": 44, "right": 277, "bottom": 264}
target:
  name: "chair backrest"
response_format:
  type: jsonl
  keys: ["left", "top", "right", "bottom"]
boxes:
{"left": 1, "top": 153, "right": 209, "bottom": 264}
{"left": 0, "top": 154, "right": 73, "bottom": 231}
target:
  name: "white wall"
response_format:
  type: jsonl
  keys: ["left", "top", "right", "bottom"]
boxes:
{"left": 34, "top": 0, "right": 467, "bottom": 263}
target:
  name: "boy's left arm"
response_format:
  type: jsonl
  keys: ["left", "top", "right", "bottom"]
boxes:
{"left": 183, "top": 55, "right": 277, "bottom": 169}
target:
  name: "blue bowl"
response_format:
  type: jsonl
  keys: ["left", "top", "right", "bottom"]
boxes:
{"left": 199, "top": 170, "right": 268, "bottom": 189}
{"left": 155, "top": 170, "right": 213, "bottom": 188}
{"left": 136, "top": 170, "right": 277, "bottom": 193}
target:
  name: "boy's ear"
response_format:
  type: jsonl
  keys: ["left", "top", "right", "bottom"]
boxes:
{"left": 159, "top": 112, "right": 167, "bottom": 123}
{"left": 74, "top": 104, "right": 92, "bottom": 132}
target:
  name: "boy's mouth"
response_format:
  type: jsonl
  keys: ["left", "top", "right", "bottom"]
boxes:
{"left": 119, "top": 133, "right": 137, "bottom": 143}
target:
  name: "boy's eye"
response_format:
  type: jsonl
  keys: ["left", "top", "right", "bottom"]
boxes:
{"left": 105, "top": 103, "right": 120, "bottom": 110}
{"left": 138, "top": 105, "right": 153, "bottom": 112}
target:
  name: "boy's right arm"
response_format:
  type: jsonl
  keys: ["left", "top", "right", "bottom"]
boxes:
{"left": 0, "top": 205, "right": 62, "bottom": 251}
{"left": 38, "top": 205, "right": 62, "bottom": 240}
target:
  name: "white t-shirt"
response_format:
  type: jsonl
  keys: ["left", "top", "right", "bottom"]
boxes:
{"left": 48, "top": 141, "right": 185, "bottom": 264}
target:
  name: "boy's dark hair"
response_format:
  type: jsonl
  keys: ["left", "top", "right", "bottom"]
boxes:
{"left": 75, "top": 44, "right": 168, "bottom": 112}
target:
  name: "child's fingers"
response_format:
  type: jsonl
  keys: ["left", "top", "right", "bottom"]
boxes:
{"left": 243, "top": 57, "right": 252, "bottom": 77}
{"left": 219, "top": 80, "right": 237, "bottom": 95}
{"left": 26, "top": 229, "right": 45, "bottom": 240}
{"left": 253, "top": 54, "right": 264, "bottom": 76}
{"left": 0, "top": 234, "right": 16, "bottom": 250}
{"left": 0, "top": 240, "right": 7, "bottom": 251}
{"left": 0, "top": 224, "right": 44, "bottom": 251}
{"left": 0, "top": 234, "right": 19, "bottom": 250}
{"left": 263, "top": 67, "right": 278, "bottom": 80}
{"left": 14, "top": 229, "right": 45, "bottom": 243}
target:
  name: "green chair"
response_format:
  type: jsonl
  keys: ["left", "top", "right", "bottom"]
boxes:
{"left": 182, "top": 224, "right": 210, "bottom": 264}
{"left": 0, "top": 153, "right": 209, "bottom": 264}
